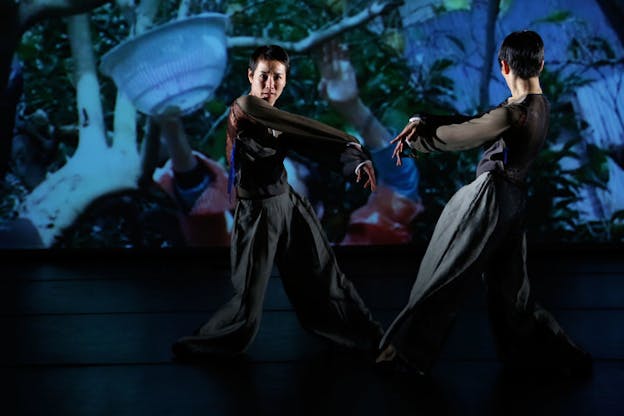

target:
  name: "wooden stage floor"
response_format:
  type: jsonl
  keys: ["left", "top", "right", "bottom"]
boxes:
{"left": 2, "top": 245, "right": 623, "bottom": 415}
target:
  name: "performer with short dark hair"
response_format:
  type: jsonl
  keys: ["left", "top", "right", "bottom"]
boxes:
{"left": 173, "top": 45, "right": 383, "bottom": 359}
{"left": 377, "top": 31, "right": 592, "bottom": 378}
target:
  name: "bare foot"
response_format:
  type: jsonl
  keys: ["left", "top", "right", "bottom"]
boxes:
{"left": 375, "top": 344, "right": 397, "bottom": 363}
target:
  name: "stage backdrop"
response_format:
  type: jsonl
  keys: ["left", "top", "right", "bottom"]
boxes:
{"left": 1, "top": 0, "right": 623, "bottom": 249}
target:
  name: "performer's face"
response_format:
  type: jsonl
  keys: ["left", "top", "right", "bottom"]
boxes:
{"left": 248, "top": 59, "right": 287, "bottom": 106}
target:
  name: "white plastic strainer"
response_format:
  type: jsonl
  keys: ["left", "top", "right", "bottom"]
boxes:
{"left": 100, "top": 13, "right": 229, "bottom": 116}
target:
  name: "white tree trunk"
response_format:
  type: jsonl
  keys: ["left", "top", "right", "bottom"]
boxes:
{"left": 19, "top": 13, "right": 141, "bottom": 247}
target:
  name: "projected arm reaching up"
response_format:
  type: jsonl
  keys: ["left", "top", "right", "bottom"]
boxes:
{"left": 316, "top": 41, "right": 424, "bottom": 244}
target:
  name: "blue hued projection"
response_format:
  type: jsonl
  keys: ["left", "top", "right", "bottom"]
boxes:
{"left": 1, "top": 0, "right": 622, "bottom": 248}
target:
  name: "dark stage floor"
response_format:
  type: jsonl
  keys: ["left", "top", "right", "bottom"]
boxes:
{"left": 2, "top": 245, "right": 623, "bottom": 416}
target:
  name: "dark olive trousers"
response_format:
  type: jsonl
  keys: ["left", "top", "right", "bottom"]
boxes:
{"left": 174, "top": 188, "right": 383, "bottom": 357}
{"left": 380, "top": 172, "right": 590, "bottom": 374}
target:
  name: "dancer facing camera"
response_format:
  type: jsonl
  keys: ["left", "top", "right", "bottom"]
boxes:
{"left": 173, "top": 45, "right": 383, "bottom": 359}
{"left": 377, "top": 30, "right": 591, "bottom": 378}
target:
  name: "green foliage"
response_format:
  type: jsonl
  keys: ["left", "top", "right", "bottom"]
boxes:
{"left": 442, "top": 0, "right": 472, "bottom": 12}
{"left": 18, "top": 20, "right": 75, "bottom": 130}
{"left": 532, "top": 10, "right": 572, "bottom": 24}
{"left": 0, "top": 174, "right": 28, "bottom": 224}
{"left": 7, "top": 0, "right": 620, "bottom": 246}
{"left": 525, "top": 65, "right": 612, "bottom": 242}
{"left": 568, "top": 36, "right": 617, "bottom": 62}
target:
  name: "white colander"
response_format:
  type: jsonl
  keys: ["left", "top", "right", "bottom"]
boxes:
{"left": 100, "top": 13, "right": 229, "bottom": 116}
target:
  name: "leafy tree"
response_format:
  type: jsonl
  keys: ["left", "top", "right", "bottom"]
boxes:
{"left": 2, "top": 0, "right": 620, "bottom": 246}
{"left": 2, "top": 0, "right": 405, "bottom": 247}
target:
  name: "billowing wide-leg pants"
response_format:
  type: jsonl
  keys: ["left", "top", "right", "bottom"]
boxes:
{"left": 380, "top": 172, "right": 590, "bottom": 374}
{"left": 174, "top": 188, "right": 383, "bottom": 356}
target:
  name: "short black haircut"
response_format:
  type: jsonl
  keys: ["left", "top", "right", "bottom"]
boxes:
{"left": 249, "top": 45, "right": 290, "bottom": 75}
{"left": 498, "top": 30, "right": 544, "bottom": 80}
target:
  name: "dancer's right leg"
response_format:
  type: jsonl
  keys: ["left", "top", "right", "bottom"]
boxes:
{"left": 173, "top": 196, "right": 285, "bottom": 357}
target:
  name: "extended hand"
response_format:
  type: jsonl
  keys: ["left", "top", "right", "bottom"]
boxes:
{"left": 356, "top": 161, "right": 377, "bottom": 192}
{"left": 390, "top": 120, "right": 419, "bottom": 166}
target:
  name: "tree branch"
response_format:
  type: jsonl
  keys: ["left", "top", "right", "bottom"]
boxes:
{"left": 226, "top": 0, "right": 403, "bottom": 52}
{"left": 17, "top": 0, "right": 112, "bottom": 31}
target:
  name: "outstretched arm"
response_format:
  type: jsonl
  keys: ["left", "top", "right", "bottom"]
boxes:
{"left": 235, "top": 95, "right": 375, "bottom": 190}
{"left": 235, "top": 95, "right": 358, "bottom": 145}
{"left": 317, "top": 41, "right": 389, "bottom": 150}
{"left": 391, "top": 107, "right": 513, "bottom": 165}
{"left": 157, "top": 117, "right": 197, "bottom": 172}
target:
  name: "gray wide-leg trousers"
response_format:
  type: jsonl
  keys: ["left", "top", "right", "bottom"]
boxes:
{"left": 380, "top": 172, "right": 589, "bottom": 373}
{"left": 174, "top": 188, "right": 383, "bottom": 356}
